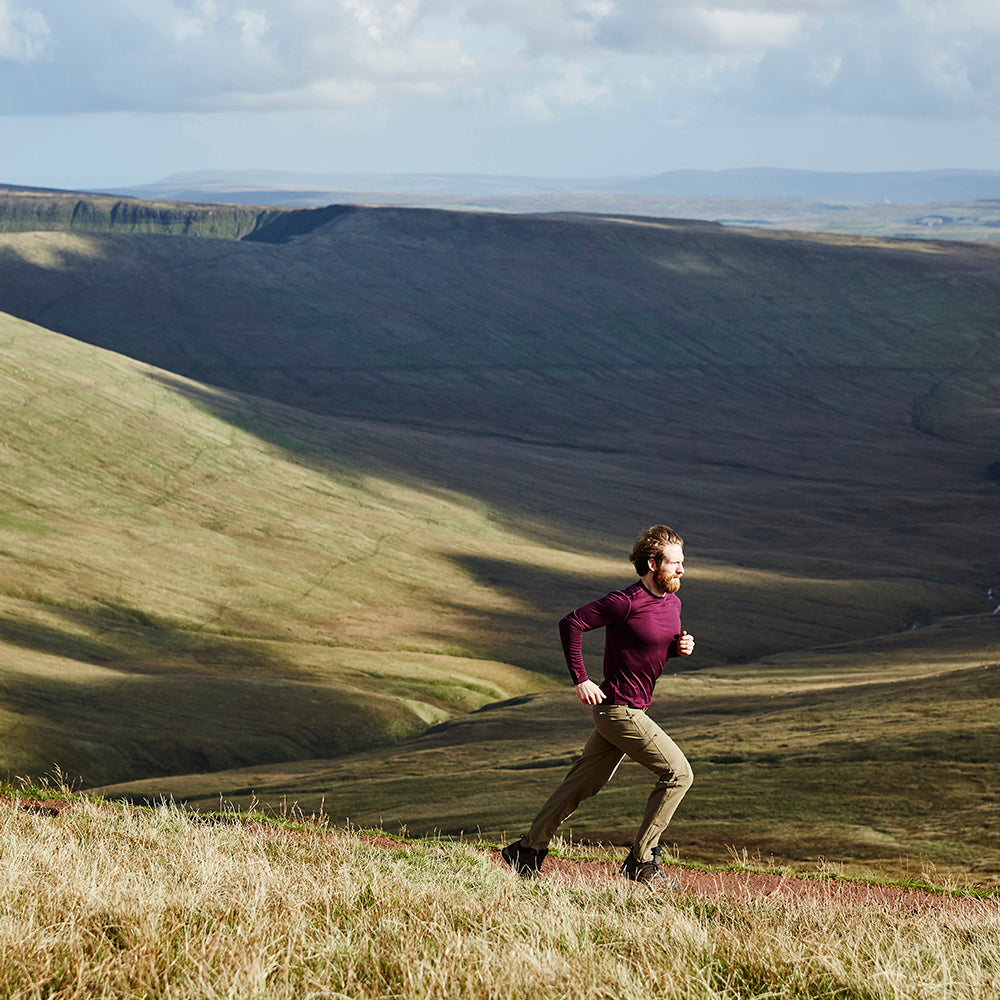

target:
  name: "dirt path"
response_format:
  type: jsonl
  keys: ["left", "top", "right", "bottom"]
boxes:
{"left": 515, "top": 852, "right": 997, "bottom": 916}
{"left": 358, "top": 827, "right": 996, "bottom": 917}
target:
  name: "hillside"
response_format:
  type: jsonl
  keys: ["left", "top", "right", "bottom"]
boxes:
{"left": 0, "top": 205, "right": 997, "bottom": 595}
{"left": 0, "top": 310, "right": 558, "bottom": 785}
{"left": 0, "top": 194, "right": 998, "bottom": 877}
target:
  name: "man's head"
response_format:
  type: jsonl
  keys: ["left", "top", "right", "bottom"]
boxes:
{"left": 630, "top": 524, "right": 684, "bottom": 594}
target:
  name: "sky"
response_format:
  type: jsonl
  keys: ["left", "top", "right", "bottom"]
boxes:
{"left": 1, "top": 0, "right": 999, "bottom": 189}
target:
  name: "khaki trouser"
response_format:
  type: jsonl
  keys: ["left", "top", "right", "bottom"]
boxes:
{"left": 524, "top": 704, "right": 693, "bottom": 863}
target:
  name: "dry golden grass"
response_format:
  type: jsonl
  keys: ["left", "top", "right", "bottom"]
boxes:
{"left": 1, "top": 794, "right": 997, "bottom": 1000}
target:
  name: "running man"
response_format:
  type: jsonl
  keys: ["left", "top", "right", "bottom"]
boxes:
{"left": 502, "top": 525, "right": 695, "bottom": 885}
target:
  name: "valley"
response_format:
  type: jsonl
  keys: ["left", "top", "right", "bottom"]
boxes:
{"left": 0, "top": 190, "right": 997, "bottom": 883}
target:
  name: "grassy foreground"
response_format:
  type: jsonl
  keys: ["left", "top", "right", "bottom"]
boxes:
{"left": 1, "top": 793, "right": 997, "bottom": 1000}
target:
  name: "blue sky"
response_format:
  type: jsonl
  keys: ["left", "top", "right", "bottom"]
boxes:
{"left": 2, "top": 0, "right": 999, "bottom": 189}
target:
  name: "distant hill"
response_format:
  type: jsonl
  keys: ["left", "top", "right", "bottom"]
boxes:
{"left": 89, "top": 169, "right": 1000, "bottom": 243}
{"left": 615, "top": 167, "right": 1000, "bottom": 203}
{"left": 116, "top": 167, "right": 1000, "bottom": 203}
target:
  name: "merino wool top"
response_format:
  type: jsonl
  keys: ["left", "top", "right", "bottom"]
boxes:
{"left": 558, "top": 580, "right": 682, "bottom": 710}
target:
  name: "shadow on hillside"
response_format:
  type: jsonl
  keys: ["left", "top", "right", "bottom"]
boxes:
{"left": 456, "top": 554, "right": 626, "bottom": 616}
{"left": 143, "top": 374, "right": 993, "bottom": 670}
{"left": 0, "top": 600, "right": 289, "bottom": 675}
{"left": 422, "top": 554, "right": 629, "bottom": 675}
{"left": 0, "top": 663, "right": 418, "bottom": 788}
{"left": 145, "top": 373, "right": 630, "bottom": 558}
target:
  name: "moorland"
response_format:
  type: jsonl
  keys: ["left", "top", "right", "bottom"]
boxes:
{"left": 0, "top": 185, "right": 997, "bottom": 886}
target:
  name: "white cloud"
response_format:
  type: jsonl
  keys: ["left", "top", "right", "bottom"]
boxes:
{"left": 357, "top": 36, "right": 474, "bottom": 85}
{"left": 742, "top": 1, "right": 1000, "bottom": 118}
{"left": 342, "top": 0, "right": 420, "bottom": 42}
{"left": 0, "top": 0, "right": 50, "bottom": 61}
{"left": 235, "top": 7, "right": 270, "bottom": 48}
{"left": 900, "top": 0, "right": 1000, "bottom": 32}
{"left": 537, "top": 1, "right": 824, "bottom": 55}
{"left": 690, "top": 7, "right": 805, "bottom": 50}
{"left": 166, "top": 0, "right": 221, "bottom": 41}
{"left": 516, "top": 63, "right": 609, "bottom": 120}
{"left": 0, "top": 0, "right": 998, "bottom": 126}
{"left": 221, "top": 76, "right": 378, "bottom": 109}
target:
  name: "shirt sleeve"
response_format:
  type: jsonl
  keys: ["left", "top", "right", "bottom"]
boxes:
{"left": 558, "top": 589, "right": 633, "bottom": 685}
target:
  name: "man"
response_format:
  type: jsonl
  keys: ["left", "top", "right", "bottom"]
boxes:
{"left": 501, "top": 524, "right": 695, "bottom": 886}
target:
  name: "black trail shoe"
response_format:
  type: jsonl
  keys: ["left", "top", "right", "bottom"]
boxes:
{"left": 501, "top": 840, "right": 547, "bottom": 878}
{"left": 620, "top": 849, "right": 681, "bottom": 889}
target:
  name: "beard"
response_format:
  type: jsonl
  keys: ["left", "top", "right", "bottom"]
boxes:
{"left": 653, "top": 564, "right": 681, "bottom": 594}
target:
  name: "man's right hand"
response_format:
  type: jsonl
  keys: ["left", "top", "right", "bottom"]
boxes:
{"left": 575, "top": 679, "right": 606, "bottom": 705}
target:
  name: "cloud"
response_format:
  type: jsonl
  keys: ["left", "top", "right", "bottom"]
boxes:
{"left": 516, "top": 64, "right": 610, "bottom": 121}
{"left": 235, "top": 7, "right": 271, "bottom": 48}
{"left": 0, "top": 0, "right": 50, "bottom": 61}
{"left": 689, "top": 7, "right": 806, "bottom": 50}
{"left": 742, "top": 1, "right": 1000, "bottom": 117}
{"left": 342, "top": 0, "right": 420, "bottom": 42}
{"left": 166, "top": 0, "right": 221, "bottom": 41}
{"left": 0, "top": 0, "right": 997, "bottom": 125}
{"left": 466, "top": 1, "right": 813, "bottom": 56}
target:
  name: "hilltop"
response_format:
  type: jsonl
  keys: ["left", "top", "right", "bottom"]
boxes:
{"left": 0, "top": 190, "right": 997, "bottom": 880}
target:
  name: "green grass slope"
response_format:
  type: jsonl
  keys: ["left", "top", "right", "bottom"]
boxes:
{"left": 0, "top": 310, "right": 564, "bottom": 785}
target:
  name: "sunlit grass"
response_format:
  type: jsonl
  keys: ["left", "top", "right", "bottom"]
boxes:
{"left": 0, "top": 792, "right": 995, "bottom": 1000}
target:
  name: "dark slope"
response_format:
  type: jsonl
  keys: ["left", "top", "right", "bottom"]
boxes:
{"left": 0, "top": 205, "right": 997, "bottom": 594}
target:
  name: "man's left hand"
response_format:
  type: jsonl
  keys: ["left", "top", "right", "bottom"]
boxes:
{"left": 676, "top": 631, "right": 695, "bottom": 656}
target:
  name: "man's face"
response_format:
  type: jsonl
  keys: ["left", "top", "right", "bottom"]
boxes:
{"left": 651, "top": 544, "right": 684, "bottom": 594}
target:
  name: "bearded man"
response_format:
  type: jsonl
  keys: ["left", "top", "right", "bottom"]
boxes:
{"left": 501, "top": 524, "right": 696, "bottom": 886}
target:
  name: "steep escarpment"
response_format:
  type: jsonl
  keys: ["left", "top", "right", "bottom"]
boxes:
{"left": 0, "top": 185, "right": 288, "bottom": 239}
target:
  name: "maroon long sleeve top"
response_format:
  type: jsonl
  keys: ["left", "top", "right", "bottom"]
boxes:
{"left": 558, "top": 580, "right": 682, "bottom": 710}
